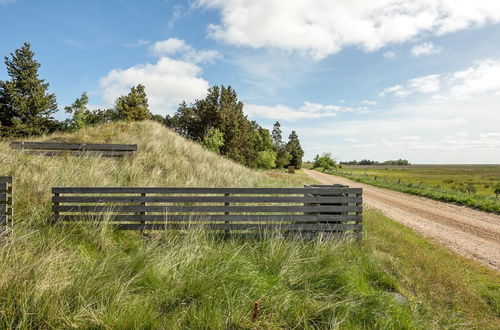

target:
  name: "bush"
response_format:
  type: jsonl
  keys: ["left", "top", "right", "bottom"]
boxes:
{"left": 313, "top": 153, "right": 336, "bottom": 171}
{"left": 201, "top": 127, "right": 224, "bottom": 154}
{"left": 255, "top": 150, "right": 277, "bottom": 169}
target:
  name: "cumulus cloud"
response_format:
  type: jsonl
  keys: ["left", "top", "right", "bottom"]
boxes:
{"left": 195, "top": 0, "right": 500, "bottom": 59}
{"left": 99, "top": 57, "right": 209, "bottom": 115}
{"left": 380, "top": 59, "right": 500, "bottom": 99}
{"left": 150, "top": 38, "right": 221, "bottom": 64}
{"left": 411, "top": 42, "right": 442, "bottom": 57}
{"left": 245, "top": 102, "right": 364, "bottom": 121}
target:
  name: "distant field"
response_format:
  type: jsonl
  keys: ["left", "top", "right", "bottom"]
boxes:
{"left": 318, "top": 164, "right": 500, "bottom": 213}
{"left": 341, "top": 164, "right": 500, "bottom": 196}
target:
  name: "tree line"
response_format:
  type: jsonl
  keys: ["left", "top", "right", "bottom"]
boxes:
{"left": 340, "top": 159, "right": 411, "bottom": 166}
{"left": 0, "top": 43, "right": 304, "bottom": 169}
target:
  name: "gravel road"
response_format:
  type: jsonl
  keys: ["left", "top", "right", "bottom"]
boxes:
{"left": 303, "top": 169, "right": 500, "bottom": 271}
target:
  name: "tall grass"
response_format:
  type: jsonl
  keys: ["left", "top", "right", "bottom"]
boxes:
{"left": 0, "top": 121, "right": 498, "bottom": 328}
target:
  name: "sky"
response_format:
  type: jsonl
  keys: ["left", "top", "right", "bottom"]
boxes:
{"left": 1, "top": 0, "right": 499, "bottom": 163}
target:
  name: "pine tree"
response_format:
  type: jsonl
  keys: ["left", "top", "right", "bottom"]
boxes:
{"left": 115, "top": 84, "right": 151, "bottom": 121}
{"left": 271, "top": 121, "right": 291, "bottom": 168}
{"left": 0, "top": 42, "right": 58, "bottom": 136}
{"left": 286, "top": 130, "right": 304, "bottom": 169}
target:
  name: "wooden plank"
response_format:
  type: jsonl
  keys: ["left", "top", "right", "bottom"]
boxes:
{"left": 53, "top": 205, "right": 363, "bottom": 213}
{"left": 0, "top": 194, "right": 6, "bottom": 201}
{"left": 112, "top": 223, "right": 361, "bottom": 231}
{"left": 56, "top": 214, "right": 362, "bottom": 222}
{"left": 0, "top": 198, "right": 12, "bottom": 205}
{"left": 0, "top": 177, "right": 12, "bottom": 184}
{"left": 26, "top": 151, "right": 134, "bottom": 157}
{"left": 53, "top": 195, "right": 363, "bottom": 204}
{"left": 52, "top": 187, "right": 363, "bottom": 195}
{"left": 10, "top": 141, "right": 136, "bottom": 151}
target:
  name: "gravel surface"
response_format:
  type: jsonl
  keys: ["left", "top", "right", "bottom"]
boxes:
{"left": 304, "top": 169, "right": 500, "bottom": 271}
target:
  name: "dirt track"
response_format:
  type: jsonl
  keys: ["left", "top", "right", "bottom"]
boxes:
{"left": 303, "top": 169, "right": 500, "bottom": 271}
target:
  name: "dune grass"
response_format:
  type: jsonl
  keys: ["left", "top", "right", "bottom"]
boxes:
{"left": 0, "top": 121, "right": 498, "bottom": 328}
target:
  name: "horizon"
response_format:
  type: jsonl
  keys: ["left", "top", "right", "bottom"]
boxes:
{"left": 1, "top": 0, "right": 499, "bottom": 163}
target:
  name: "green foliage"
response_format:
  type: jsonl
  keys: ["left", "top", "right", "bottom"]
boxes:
{"left": 313, "top": 153, "right": 337, "bottom": 171}
{"left": 272, "top": 121, "right": 291, "bottom": 168}
{"left": 466, "top": 184, "right": 477, "bottom": 194}
{"left": 167, "top": 86, "right": 259, "bottom": 167}
{"left": 494, "top": 185, "right": 500, "bottom": 197}
{"left": 64, "top": 92, "right": 91, "bottom": 131}
{"left": 201, "top": 127, "right": 224, "bottom": 154}
{"left": 115, "top": 84, "right": 151, "bottom": 121}
{"left": 286, "top": 130, "right": 304, "bottom": 169}
{"left": 0, "top": 42, "right": 59, "bottom": 137}
{"left": 255, "top": 149, "right": 277, "bottom": 169}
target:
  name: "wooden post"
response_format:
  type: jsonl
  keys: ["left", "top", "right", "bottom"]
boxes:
{"left": 0, "top": 177, "right": 12, "bottom": 230}
{"left": 288, "top": 166, "right": 295, "bottom": 174}
{"left": 53, "top": 191, "right": 59, "bottom": 225}
{"left": 224, "top": 193, "right": 230, "bottom": 236}
{"left": 140, "top": 192, "right": 146, "bottom": 234}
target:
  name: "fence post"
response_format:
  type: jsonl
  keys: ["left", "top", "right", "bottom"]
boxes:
{"left": 140, "top": 192, "right": 146, "bottom": 234}
{"left": 224, "top": 193, "right": 230, "bottom": 235}
{"left": 0, "top": 177, "right": 13, "bottom": 231}
{"left": 52, "top": 189, "right": 59, "bottom": 225}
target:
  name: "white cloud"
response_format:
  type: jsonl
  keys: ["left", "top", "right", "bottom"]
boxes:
{"left": 383, "top": 51, "right": 396, "bottom": 59}
{"left": 245, "top": 102, "right": 363, "bottom": 121}
{"left": 361, "top": 100, "right": 377, "bottom": 106}
{"left": 150, "top": 38, "right": 221, "bottom": 64}
{"left": 380, "top": 59, "right": 500, "bottom": 100}
{"left": 411, "top": 42, "right": 442, "bottom": 57}
{"left": 196, "top": 0, "right": 500, "bottom": 59}
{"left": 99, "top": 57, "right": 209, "bottom": 115}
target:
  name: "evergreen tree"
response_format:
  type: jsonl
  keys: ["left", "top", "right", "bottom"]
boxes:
{"left": 286, "top": 130, "right": 304, "bottom": 169}
{"left": 271, "top": 121, "right": 291, "bottom": 168}
{"left": 115, "top": 84, "right": 151, "bottom": 121}
{"left": 0, "top": 42, "right": 58, "bottom": 136}
{"left": 168, "top": 85, "right": 257, "bottom": 167}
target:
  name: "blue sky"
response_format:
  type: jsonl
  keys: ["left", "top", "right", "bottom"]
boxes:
{"left": 1, "top": 0, "right": 500, "bottom": 163}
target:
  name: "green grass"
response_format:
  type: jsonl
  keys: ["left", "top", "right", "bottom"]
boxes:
{"left": 319, "top": 165, "right": 500, "bottom": 213}
{"left": 0, "top": 121, "right": 499, "bottom": 328}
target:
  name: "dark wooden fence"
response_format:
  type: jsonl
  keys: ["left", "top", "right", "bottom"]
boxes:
{"left": 0, "top": 176, "right": 13, "bottom": 228}
{"left": 10, "top": 142, "right": 137, "bottom": 157}
{"left": 52, "top": 186, "right": 363, "bottom": 238}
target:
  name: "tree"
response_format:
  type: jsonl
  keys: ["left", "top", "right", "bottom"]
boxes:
{"left": 168, "top": 85, "right": 257, "bottom": 167}
{"left": 115, "top": 84, "right": 151, "bottom": 121}
{"left": 201, "top": 127, "right": 224, "bottom": 154}
{"left": 64, "top": 92, "right": 90, "bottom": 130}
{"left": 286, "top": 130, "right": 304, "bottom": 169}
{"left": 313, "top": 153, "right": 336, "bottom": 171}
{"left": 0, "top": 42, "right": 59, "bottom": 136}
{"left": 271, "top": 121, "right": 291, "bottom": 168}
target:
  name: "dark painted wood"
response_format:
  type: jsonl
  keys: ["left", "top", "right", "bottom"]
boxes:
{"left": 53, "top": 195, "right": 362, "bottom": 204}
{"left": 112, "top": 223, "right": 361, "bottom": 231}
{"left": 56, "top": 214, "right": 362, "bottom": 222}
{"left": 11, "top": 141, "right": 136, "bottom": 151}
{"left": 52, "top": 187, "right": 362, "bottom": 195}
{"left": 53, "top": 205, "right": 363, "bottom": 213}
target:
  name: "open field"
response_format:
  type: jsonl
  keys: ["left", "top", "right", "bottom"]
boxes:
{"left": 0, "top": 121, "right": 498, "bottom": 328}
{"left": 318, "top": 164, "right": 500, "bottom": 213}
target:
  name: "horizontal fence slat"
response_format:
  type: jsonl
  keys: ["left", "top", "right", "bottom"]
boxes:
{"left": 112, "top": 223, "right": 361, "bottom": 231}
{"left": 0, "top": 198, "right": 12, "bottom": 205}
{"left": 52, "top": 187, "right": 363, "bottom": 195}
{"left": 10, "top": 142, "right": 136, "bottom": 151}
{"left": 25, "top": 151, "right": 134, "bottom": 157}
{"left": 0, "top": 177, "right": 12, "bottom": 184}
{"left": 53, "top": 195, "right": 362, "bottom": 204}
{"left": 53, "top": 205, "right": 363, "bottom": 213}
{"left": 56, "top": 214, "right": 362, "bottom": 222}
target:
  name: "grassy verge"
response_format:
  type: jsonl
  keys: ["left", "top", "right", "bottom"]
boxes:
{"left": 0, "top": 121, "right": 498, "bottom": 328}
{"left": 316, "top": 167, "right": 500, "bottom": 213}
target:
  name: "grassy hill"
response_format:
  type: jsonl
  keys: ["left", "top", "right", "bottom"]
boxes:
{"left": 0, "top": 121, "right": 499, "bottom": 328}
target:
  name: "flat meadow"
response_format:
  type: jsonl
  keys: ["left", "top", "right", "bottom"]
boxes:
{"left": 328, "top": 164, "right": 500, "bottom": 213}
